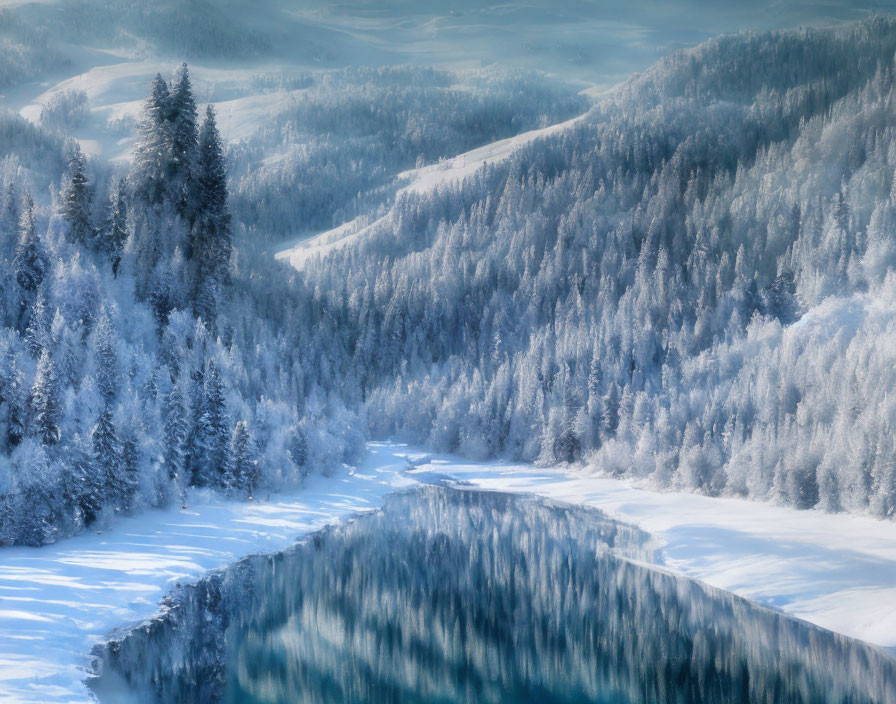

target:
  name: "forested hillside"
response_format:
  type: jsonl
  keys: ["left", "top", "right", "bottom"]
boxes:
{"left": 229, "top": 66, "right": 587, "bottom": 241}
{"left": 0, "top": 55, "right": 586, "bottom": 546}
{"left": 5, "top": 17, "right": 896, "bottom": 547}
{"left": 0, "top": 67, "right": 362, "bottom": 545}
{"left": 298, "top": 18, "right": 896, "bottom": 518}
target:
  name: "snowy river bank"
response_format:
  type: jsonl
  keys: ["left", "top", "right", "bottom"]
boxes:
{"left": 2, "top": 441, "right": 896, "bottom": 702}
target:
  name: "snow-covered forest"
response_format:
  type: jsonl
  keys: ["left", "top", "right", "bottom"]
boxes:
{"left": 0, "top": 55, "right": 587, "bottom": 546}
{"left": 0, "top": 67, "right": 367, "bottom": 545}
{"left": 295, "top": 18, "right": 896, "bottom": 518}
{"left": 229, "top": 67, "right": 588, "bottom": 240}
{"left": 5, "top": 10, "right": 896, "bottom": 549}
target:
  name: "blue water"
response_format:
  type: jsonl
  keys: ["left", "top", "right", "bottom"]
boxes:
{"left": 92, "top": 487, "right": 896, "bottom": 704}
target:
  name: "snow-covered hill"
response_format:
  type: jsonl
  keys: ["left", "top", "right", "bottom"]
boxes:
{"left": 275, "top": 109, "right": 591, "bottom": 270}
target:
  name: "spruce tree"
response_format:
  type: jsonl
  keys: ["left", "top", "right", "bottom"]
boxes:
{"left": 0, "top": 346, "right": 25, "bottom": 450}
{"left": 13, "top": 191, "right": 46, "bottom": 328}
{"left": 193, "top": 361, "right": 229, "bottom": 487}
{"left": 24, "top": 287, "right": 51, "bottom": 357}
{"left": 0, "top": 486, "right": 16, "bottom": 545}
{"left": 170, "top": 63, "right": 199, "bottom": 217}
{"left": 288, "top": 426, "right": 308, "bottom": 475}
{"left": 119, "top": 429, "right": 140, "bottom": 513}
{"left": 19, "top": 448, "right": 61, "bottom": 546}
{"left": 228, "top": 420, "right": 257, "bottom": 497}
{"left": 131, "top": 74, "right": 173, "bottom": 205}
{"left": 0, "top": 182, "right": 18, "bottom": 262}
{"left": 30, "top": 349, "right": 61, "bottom": 446}
{"left": 61, "top": 143, "right": 94, "bottom": 247}
{"left": 63, "top": 433, "right": 103, "bottom": 527}
{"left": 92, "top": 404, "right": 120, "bottom": 507}
{"left": 191, "top": 106, "right": 231, "bottom": 322}
{"left": 101, "top": 179, "right": 129, "bottom": 276}
{"left": 163, "top": 380, "right": 189, "bottom": 496}
{"left": 92, "top": 310, "right": 119, "bottom": 405}
{"left": 148, "top": 255, "right": 178, "bottom": 327}
{"left": 185, "top": 363, "right": 204, "bottom": 485}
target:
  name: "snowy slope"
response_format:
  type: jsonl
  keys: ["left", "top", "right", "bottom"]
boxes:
{"left": 0, "top": 445, "right": 425, "bottom": 704}
{"left": 16, "top": 62, "right": 307, "bottom": 161}
{"left": 275, "top": 109, "right": 591, "bottom": 270}
{"left": 3, "top": 441, "right": 896, "bottom": 702}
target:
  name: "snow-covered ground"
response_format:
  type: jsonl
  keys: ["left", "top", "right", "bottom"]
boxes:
{"left": 3, "top": 441, "right": 896, "bottom": 702}
{"left": 275, "top": 110, "right": 591, "bottom": 270}
{"left": 0, "top": 444, "right": 424, "bottom": 704}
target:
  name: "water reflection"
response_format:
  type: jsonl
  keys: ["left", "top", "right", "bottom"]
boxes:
{"left": 92, "top": 487, "right": 896, "bottom": 704}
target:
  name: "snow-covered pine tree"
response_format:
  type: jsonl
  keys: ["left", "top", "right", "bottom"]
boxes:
{"left": 131, "top": 74, "right": 173, "bottom": 206}
{"left": 162, "top": 379, "right": 189, "bottom": 497}
{"left": 30, "top": 349, "right": 61, "bottom": 446}
{"left": 100, "top": 179, "right": 129, "bottom": 277}
{"left": 119, "top": 428, "right": 140, "bottom": 514}
{"left": 60, "top": 143, "right": 94, "bottom": 247}
{"left": 0, "top": 342, "right": 25, "bottom": 451}
{"left": 62, "top": 433, "right": 102, "bottom": 527}
{"left": 170, "top": 63, "right": 199, "bottom": 218}
{"left": 92, "top": 405, "right": 120, "bottom": 511}
{"left": 287, "top": 426, "right": 308, "bottom": 477}
{"left": 13, "top": 191, "right": 45, "bottom": 330}
{"left": 92, "top": 309, "right": 119, "bottom": 405}
{"left": 18, "top": 445, "right": 62, "bottom": 546}
{"left": 227, "top": 420, "right": 257, "bottom": 498}
{"left": 192, "top": 361, "right": 230, "bottom": 487}
{"left": 0, "top": 183, "right": 18, "bottom": 264}
{"left": 190, "top": 106, "right": 231, "bottom": 323}
{"left": 24, "top": 287, "right": 51, "bottom": 357}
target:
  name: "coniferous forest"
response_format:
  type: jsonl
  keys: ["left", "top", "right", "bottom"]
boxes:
{"left": 2, "top": 15, "right": 896, "bottom": 548}
{"left": 0, "top": 66, "right": 365, "bottom": 545}
{"left": 300, "top": 20, "right": 896, "bottom": 519}
{"left": 7, "top": 4, "right": 896, "bottom": 703}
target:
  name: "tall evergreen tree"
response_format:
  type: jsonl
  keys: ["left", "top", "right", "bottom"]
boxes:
{"left": 0, "top": 182, "right": 18, "bottom": 262}
{"left": 13, "top": 191, "right": 46, "bottom": 329}
{"left": 191, "top": 106, "right": 231, "bottom": 322}
{"left": 61, "top": 143, "right": 94, "bottom": 247}
{"left": 30, "top": 349, "right": 61, "bottom": 446}
{"left": 62, "top": 433, "right": 103, "bottom": 527}
{"left": 92, "top": 309, "right": 119, "bottom": 405}
{"left": 192, "top": 361, "right": 230, "bottom": 487}
{"left": 92, "top": 405, "right": 120, "bottom": 507}
{"left": 100, "top": 179, "right": 129, "bottom": 276}
{"left": 18, "top": 448, "right": 62, "bottom": 546}
{"left": 24, "top": 287, "right": 51, "bottom": 357}
{"left": 170, "top": 63, "right": 199, "bottom": 217}
{"left": 131, "top": 74, "right": 173, "bottom": 205}
{"left": 0, "top": 346, "right": 25, "bottom": 450}
{"left": 119, "top": 428, "right": 140, "bottom": 513}
{"left": 227, "top": 420, "right": 258, "bottom": 498}
{"left": 163, "top": 379, "right": 189, "bottom": 498}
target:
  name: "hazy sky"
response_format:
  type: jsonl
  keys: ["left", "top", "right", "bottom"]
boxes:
{"left": 285, "top": 1, "right": 896, "bottom": 88}
{"left": 3, "top": 0, "right": 894, "bottom": 92}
